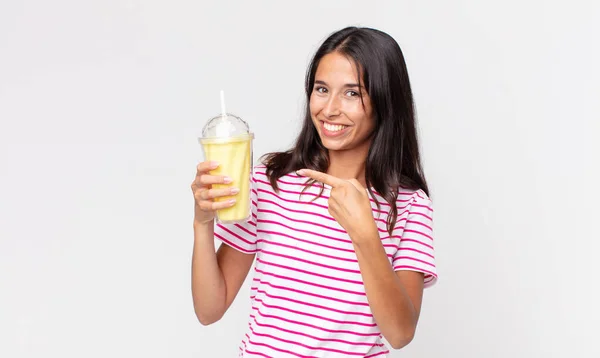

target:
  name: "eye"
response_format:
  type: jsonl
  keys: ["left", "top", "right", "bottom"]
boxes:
{"left": 346, "top": 90, "right": 360, "bottom": 97}
{"left": 315, "top": 86, "right": 328, "bottom": 94}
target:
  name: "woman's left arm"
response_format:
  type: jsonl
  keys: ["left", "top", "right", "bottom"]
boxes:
{"left": 352, "top": 236, "right": 424, "bottom": 349}
{"left": 297, "top": 169, "right": 425, "bottom": 349}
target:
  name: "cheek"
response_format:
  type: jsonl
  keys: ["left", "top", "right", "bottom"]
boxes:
{"left": 348, "top": 105, "right": 373, "bottom": 130}
{"left": 359, "top": 103, "right": 375, "bottom": 132}
{"left": 309, "top": 96, "right": 318, "bottom": 117}
{"left": 309, "top": 93, "right": 323, "bottom": 110}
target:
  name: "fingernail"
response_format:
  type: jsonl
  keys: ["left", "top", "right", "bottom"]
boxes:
{"left": 223, "top": 176, "right": 232, "bottom": 184}
{"left": 296, "top": 169, "right": 305, "bottom": 176}
{"left": 210, "top": 161, "right": 219, "bottom": 168}
{"left": 230, "top": 188, "right": 240, "bottom": 194}
{"left": 229, "top": 199, "right": 236, "bottom": 205}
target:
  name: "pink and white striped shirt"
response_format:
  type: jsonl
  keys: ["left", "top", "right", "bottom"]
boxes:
{"left": 215, "top": 165, "right": 437, "bottom": 357}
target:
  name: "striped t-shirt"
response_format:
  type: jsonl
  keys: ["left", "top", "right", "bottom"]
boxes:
{"left": 215, "top": 165, "right": 437, "bottom": 357}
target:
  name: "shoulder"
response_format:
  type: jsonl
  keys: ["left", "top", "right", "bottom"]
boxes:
{"left": 253, "top": 164, "right": 267, "bottom": 181}
{"left": 396, "top": 187, "right": 434, "bottom": 224}
{"left": 397, "top": 187, "right": 432, "bottom": 208}
{"left": 371, "top": 186, "right": 432, "bottom": 209}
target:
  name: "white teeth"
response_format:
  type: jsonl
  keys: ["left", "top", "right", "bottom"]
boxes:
{"left": 323, "top": 122, "right": 346, "bottom": 132}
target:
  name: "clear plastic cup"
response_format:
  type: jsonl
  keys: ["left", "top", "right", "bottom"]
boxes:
{"left": 199, "top": 113, "right": 254, "bottom": 224}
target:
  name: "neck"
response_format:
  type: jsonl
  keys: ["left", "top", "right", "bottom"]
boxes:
{"left": 326, "top": 143, "right": 370, "bottom": 187}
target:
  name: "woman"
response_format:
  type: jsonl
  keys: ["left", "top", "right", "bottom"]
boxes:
{"left": 191, "top": 26, "right": 437, "bottom": 357}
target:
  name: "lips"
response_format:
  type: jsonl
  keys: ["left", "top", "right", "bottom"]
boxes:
{"left": 319, "top": 120, "right": 350, "bottom": 138}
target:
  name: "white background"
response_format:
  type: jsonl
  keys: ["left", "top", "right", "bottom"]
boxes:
{"left": 1, "top": 1, "right": 599, "bottom": 357}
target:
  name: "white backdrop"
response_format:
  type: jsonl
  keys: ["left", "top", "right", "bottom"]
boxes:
{"left": 1, "top": 1, "right": 599, "bottom": 357}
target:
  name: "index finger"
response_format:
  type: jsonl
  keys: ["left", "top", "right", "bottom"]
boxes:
{"left": 197, "top": 161, "right": 219, "bottom": 174}
{"left": 297, "top": 169, "right": 345, "bottom": 187}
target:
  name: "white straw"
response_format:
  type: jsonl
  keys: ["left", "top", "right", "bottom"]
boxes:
{"left": 220, "top": 90, "right": 227, "bottom": 119}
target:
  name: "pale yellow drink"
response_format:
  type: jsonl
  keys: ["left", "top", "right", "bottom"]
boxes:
{"left": 200, "top": 134, "right": 253, "bottom": 223}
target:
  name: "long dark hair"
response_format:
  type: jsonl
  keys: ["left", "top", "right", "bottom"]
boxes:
{"left": 262, "top": 26, "right": 429, "bottom": 236}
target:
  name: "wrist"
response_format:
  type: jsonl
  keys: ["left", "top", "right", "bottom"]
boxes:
{"left": 193, "top": 217, "right": 214, "bottom": 230}
{"left": 349, "top": 222, "right": 380, "bottom": 246}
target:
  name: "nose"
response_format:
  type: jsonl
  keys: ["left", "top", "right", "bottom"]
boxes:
{"left": 323, "top": 95, "right": 341, "bottom": 118}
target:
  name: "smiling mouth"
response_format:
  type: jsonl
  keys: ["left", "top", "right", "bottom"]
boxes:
{"left": 322, "top": 121, "right": 348, "bottom": 132}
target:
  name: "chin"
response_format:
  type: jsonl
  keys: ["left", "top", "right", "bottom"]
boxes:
{"left": 316, "top": 132, "right": 341, "bottom": 149}
{"left": 320, "top": 138, "right": 349, "bottom": 152}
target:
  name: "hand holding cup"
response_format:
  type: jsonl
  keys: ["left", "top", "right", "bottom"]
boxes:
{"left": 191, "top": 161, "right": 239, "bottom": 225}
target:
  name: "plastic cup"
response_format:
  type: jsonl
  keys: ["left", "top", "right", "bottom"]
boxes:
{"left": 199, "top": 113, "right": 254, "bottom": 224}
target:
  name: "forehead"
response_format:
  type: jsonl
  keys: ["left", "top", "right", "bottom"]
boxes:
{"left": 315, "top": 52, "right": 361, "bottom": 82}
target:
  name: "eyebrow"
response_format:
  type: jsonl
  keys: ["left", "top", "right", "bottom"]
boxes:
{"left": 314, "top": 80, "right": 363, "bottom": 89}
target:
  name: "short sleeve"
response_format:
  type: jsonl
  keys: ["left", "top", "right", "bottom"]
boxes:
{"left": 392, "top": 191, "right": 438, "bottom": 288}
{"left": 213, "top": 173, "right": 258, "bottom": 254}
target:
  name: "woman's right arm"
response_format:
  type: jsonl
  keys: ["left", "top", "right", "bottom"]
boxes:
{"left": 190, "top": 161, "right": 256, "bottom": 326}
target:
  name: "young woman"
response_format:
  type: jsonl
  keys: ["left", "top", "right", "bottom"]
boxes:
{"left": 191, "top": 26, "right": 437, "bottom": 357}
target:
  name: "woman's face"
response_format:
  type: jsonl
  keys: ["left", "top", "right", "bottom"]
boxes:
{"left": 309, "top": 52, "right": 375, "bottom": 153}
